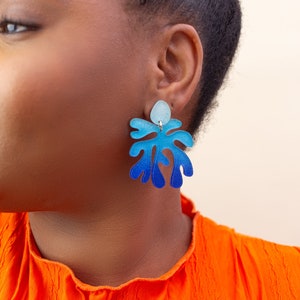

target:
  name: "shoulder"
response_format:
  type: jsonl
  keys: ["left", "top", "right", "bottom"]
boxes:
{"left": 0, "top": 212, "right": 27, "bottom": 260}
{"left": 193, "top": 211, "right": 300, "bottom": 298}
{"left": 0, "top": 213, "right": 28, "bottom": 298}
{"left": 236, "top": 230, "right": 300, "bottom": 297}
{"left": 0, "top": 212, "right": 27, "bottom": 235}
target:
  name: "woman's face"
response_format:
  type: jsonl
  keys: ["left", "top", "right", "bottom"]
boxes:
{"left": 0, "top": 0, "right": 152, "bottom": 210}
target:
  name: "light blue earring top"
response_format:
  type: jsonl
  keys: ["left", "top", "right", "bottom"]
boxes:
{"left": 150, "top": 100, "right": 171, "bottom": 126}
{"left": 129, "top": 100, "right": 194, "bottom": 189}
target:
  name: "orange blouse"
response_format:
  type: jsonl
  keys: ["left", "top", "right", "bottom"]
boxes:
{"left": 0, "top": 195, "right": 300, "bottom": 299}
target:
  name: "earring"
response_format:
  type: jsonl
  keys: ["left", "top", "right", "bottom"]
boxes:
{"left": 129, "top": 100, "right": 194, "bottom": 188}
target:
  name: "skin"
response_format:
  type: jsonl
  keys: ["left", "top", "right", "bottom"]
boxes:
{"left": 0, "top": 0, "right": 203, "bottom": 286}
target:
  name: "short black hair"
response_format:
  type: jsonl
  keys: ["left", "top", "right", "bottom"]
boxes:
{"left": 125, "top": 0, "right": 242, "bottom": 136}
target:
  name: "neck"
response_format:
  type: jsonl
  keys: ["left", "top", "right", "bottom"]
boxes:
{"left": 29, "top": 182, "right": 192, "bottom": 287}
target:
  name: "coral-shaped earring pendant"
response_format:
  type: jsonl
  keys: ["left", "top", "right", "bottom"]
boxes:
{"left": 129, "top": 100, "right": 194, "bottom": 188}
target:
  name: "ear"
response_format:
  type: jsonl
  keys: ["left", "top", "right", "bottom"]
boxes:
{"left": 145, "top": 24, "right": 203, "bottom": 118}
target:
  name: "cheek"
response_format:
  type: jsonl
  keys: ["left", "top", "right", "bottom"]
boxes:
{"left": 0, "top": 14, "right": 149, "bottom": 209}
{"left": 0, "top": 50, "right": 124, "bottom": 209}
{"left": 0, "top": 57, "right": 80, "bottom": 154}
{"left": 0, "top": 32, "right": 144, "bottom": 190}
{"left": 0, "top": 43, "right": 129, "bottom": 151}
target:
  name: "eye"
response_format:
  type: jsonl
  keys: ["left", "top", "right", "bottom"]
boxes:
{"left": 0, "top": 20, "right": 37, "bottom": 35}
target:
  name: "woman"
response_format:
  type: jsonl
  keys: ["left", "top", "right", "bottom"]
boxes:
{"left": 0, "top": 0, "right": 299, "bottom": 299}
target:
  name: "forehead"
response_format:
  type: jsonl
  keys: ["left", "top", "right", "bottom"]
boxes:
{"left": 0, "top": 0, "right": 127, "bottom": 18}
{"left": 0, "top": 0, "right": 113, "bottom": 10}
{"left": 0, "top": 0, "right": 70, "bottom": 4}
{"left": 0, "top": 0, "right": 67, "bottom": 13}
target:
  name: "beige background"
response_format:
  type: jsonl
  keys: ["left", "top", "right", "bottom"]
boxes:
{"left": 182, "top": 0, "right": 300, "bottom": 245}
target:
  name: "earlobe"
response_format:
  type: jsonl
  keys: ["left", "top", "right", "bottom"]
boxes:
{"left": 156, "top": 24, "right": 203, "bottom": 114}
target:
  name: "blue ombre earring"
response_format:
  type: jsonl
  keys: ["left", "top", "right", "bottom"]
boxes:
{"left": 129, "top": 100, "right": 194, "bottom": 188}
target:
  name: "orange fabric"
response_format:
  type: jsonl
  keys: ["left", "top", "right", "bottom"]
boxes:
{"left": 0, "top": 195, "right": 300, "bottom": 299}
